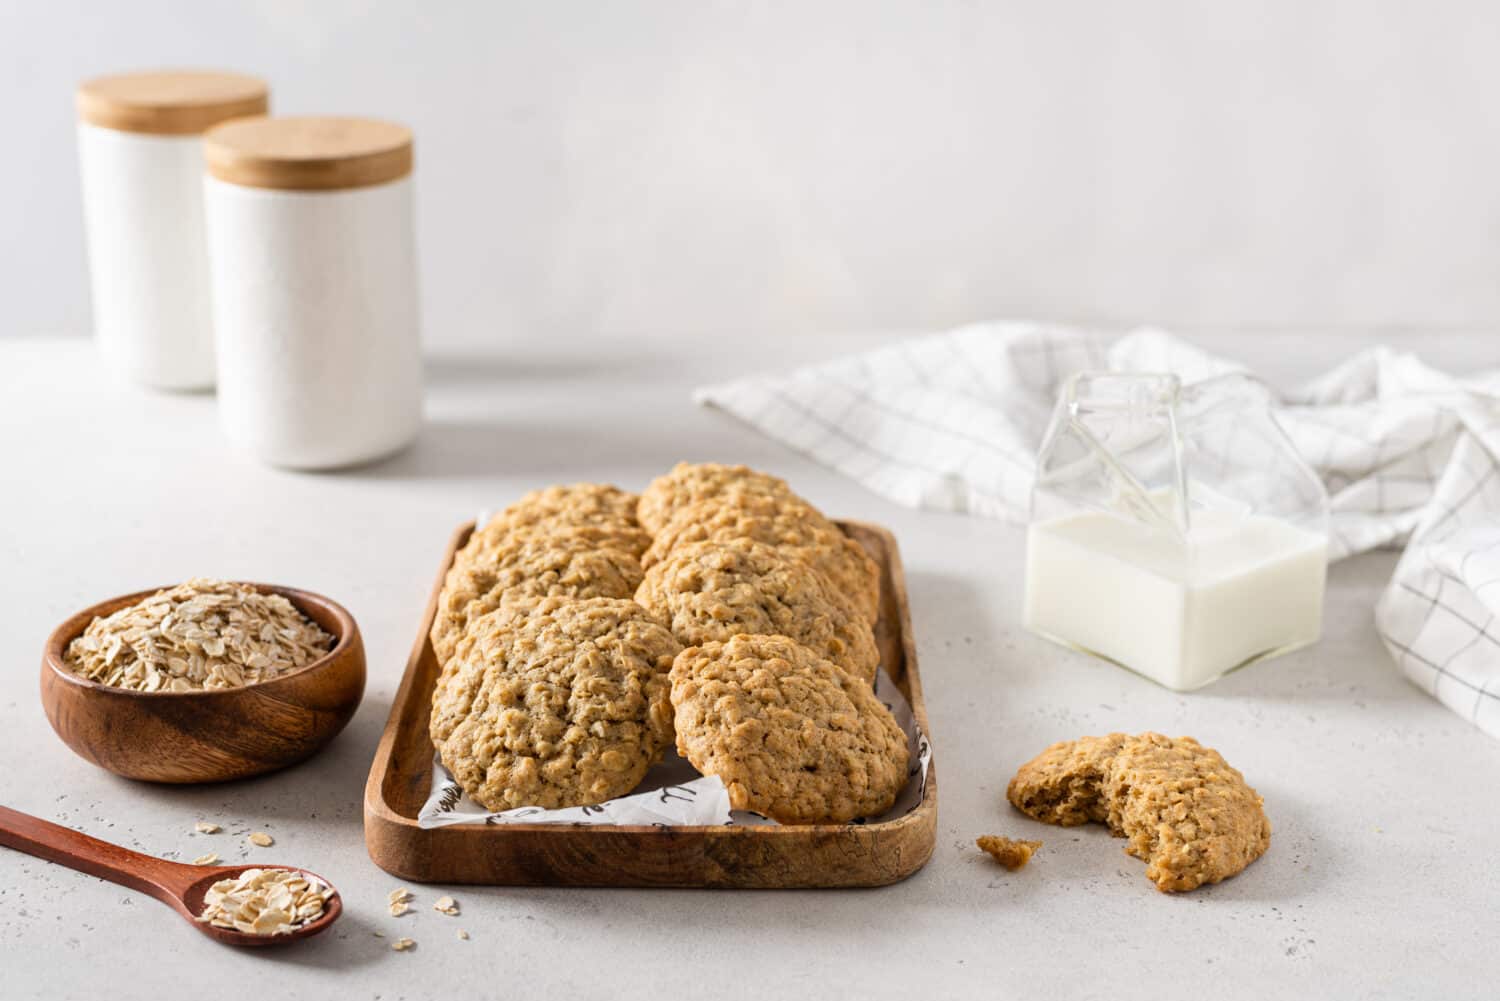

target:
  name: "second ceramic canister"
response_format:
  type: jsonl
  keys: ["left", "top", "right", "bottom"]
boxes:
{"left": 202, "top": 117, "right": 423, "bottom": 469}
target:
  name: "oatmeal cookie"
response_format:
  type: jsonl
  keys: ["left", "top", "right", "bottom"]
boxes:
{"left": 669, "top": 634, "right": 908, "bottom": 823}
{"left": 430, "top": 597, "right": 680, "bottom": 810}
{"left": 1007, "top": 733, "right": 1270, "bottom": 892}
{"left": 976, "top": 835, "right": 1042, "bottom": 871}
{"left": 430, "top": 529, "right": 644, "bottom": 668}
{"left": 637, "top": 462, "right": 796, "bottom": 535}
{"left": 636, "top": 539, "right": 878, "bottom": 684}
{"left": 642, "top": 493, "right": 881, "bottom": 624}
{"left": 460, "top": 483, "right": 650, "bottom": 562}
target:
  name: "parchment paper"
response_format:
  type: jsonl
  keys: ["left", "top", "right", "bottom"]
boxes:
{"left": 418, "top": 665, "right": 932, "bottom": 828}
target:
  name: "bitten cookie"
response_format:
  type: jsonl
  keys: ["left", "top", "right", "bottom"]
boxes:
{"left": 430, "top": 597, "right": 680, "bottom": 810}
{"left": 460, "top": 482, "right": 651, "bottom": 562}
{"left": 430, "top": 529, "right": 644, "bottom": 669}
{"left": 669, "top": 634, "right": 908, "bottom": 824}
{"left": 636, "top": 539, "right": 878, "bottom": 684}
{"left": 1007, "top": 732, "right": 1270, "bottom": 892}
{"left": 642, "top": 493, "right": 882, "bottom": 625}
{"left": 637, "top": 462, "right": 796, "bottom": 535}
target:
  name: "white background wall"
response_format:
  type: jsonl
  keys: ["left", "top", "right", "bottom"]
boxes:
{"left": 7, "top": 1, "right": 1500, "bottom": 349}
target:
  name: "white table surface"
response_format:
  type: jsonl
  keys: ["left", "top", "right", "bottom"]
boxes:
{"left": 2, "top": 331, "right": 1497, "bottom": 1001}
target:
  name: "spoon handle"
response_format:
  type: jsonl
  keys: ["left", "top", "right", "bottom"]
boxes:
{"left": 0, "top": 803, "right": 197, "bottom": 903}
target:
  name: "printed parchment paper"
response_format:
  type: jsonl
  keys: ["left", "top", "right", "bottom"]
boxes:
{"left": 418, "top": 666, "right": 932, "bottom": 828}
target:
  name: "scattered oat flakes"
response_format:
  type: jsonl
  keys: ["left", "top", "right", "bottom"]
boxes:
{"left": 194, "top": 821, "right": 221, "bottom": 834}
{"left": 195, "top": 868, "right": 333, "bottom": 936}
{"left": 372, "top": 931, "right": 385, "bottom": 938}
{"left": 191, "top": 853, "right": 220, "bottom": 866}
{"left": 457, "top": 929, "right": 469, "bottom": 940}
{"left": 63, "top": 578, "right": 334, "bottom": 693}
{"left": 976, "top": 835, "right": 1042, "bottom": 871}
{"left": 389, "top": 901, "right": 410, "bottom": 917}
{"left": 387, "top": 886, "right": 414, "bottom": 905}
{"left": 391, "top": 937, "right": 416, "bottom": 952}
{"left": 247, "top": 831, "right": 274, "bottom": 847}
{"left": 433, "top": 895, "right": 459, "bottom": 916}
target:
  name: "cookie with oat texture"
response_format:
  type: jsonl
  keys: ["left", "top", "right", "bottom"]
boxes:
{"left": 669, "top": 634, "right": 908, "bottom": 824}
{"left": 1006, "top": 732, "right": 1270, "bottom": 892}
{"left": 460, "top": 482, "right": 650, "bottom": 563}
{"left": 430, "top": 529, "right": 643, "bottom": 668}
{"left": 635, "top": 539, "right": 878, "bottom": 684}
{"left": 636, "top": 462, "right": 796, "bottom": 535}
{"left": 430, "top": 597, "right": 680, "bottom": 810}
{"left": 642, "top": 492, "right": 881, "bottom": 625}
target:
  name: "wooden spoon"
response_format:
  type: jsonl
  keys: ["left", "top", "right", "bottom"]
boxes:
{"left": 0, "top": 804, "right": 341, "bottom": 947}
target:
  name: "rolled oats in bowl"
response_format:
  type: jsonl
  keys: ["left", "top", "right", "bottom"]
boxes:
{"left": 63, "top": 578, "right": 334, "bottom": 692}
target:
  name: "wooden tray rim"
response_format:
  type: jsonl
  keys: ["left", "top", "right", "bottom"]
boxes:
{"left": 363, "top": 518, "right": 937, "bottom": 848}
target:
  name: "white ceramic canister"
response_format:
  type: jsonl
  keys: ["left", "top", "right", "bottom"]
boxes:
{"left": 76, "top": 70, "right": 269, "bottom": 390}
{"left": 202, "top": 117, "right": 423, "bottom": 469}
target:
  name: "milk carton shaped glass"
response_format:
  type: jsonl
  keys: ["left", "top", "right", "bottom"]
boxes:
{"left": 1024, "top": 372, "right": 1329, "bottom": 691}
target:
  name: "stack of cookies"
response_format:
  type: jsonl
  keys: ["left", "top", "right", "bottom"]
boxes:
{"left": 427, "top": 462, "right": 911, "bottom": 824}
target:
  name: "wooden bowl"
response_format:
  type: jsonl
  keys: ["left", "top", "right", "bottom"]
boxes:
{"left": 40, "top": 584, "right": 365, "bottom": 784}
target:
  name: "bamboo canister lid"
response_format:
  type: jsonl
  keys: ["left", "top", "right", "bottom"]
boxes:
{"left": 77, "top": 70, "right": 268, "bottom": 135}
{"left": 204, "top": 117, "right": 414, "bottom": 191}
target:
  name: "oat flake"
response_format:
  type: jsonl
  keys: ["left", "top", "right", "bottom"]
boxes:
{"left": 195, "top": 868, "right": 333, "bottom": 936}
{"left": 63, "top": 579, "right": 333, "bottom": 693}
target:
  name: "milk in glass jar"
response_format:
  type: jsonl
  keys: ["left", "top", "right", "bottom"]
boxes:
{"left": 1024, "top": 372, "right": 1330, "bottom": 691}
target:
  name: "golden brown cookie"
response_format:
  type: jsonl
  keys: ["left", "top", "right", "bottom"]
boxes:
{"left": 637, "top": 462, "right": 796, "bottom": 535}
{"left": 642, "top": 493, "right": 881, "bottom": 624}
{"left": 461, "top": 483, "right": 650, "bottom": 562}
{"left": 430, "top": 597, "right": 680, "bottom": 811}
{"left": 430, "top": 529, "right": 643, "bottom": 668}
{"left": 1007, "top": 733, "right": 1270, "bottom": 892}
{"left": 635, "top": 539, "right": 878, "bottom": 684}
{"left": 976, "top": 835, "right": 1042, "bottom": 871}
{"left": 669, "top": 634, "right": 908, "bottom": 823}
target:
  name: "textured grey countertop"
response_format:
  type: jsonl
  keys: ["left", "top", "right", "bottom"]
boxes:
{"left": 2, "top": 331, "right": 1496, "bottom": 1000}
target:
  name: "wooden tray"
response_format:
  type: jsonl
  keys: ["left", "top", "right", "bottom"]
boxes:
{"left": 363, "top": 519, "right": 937, "bottom": 888}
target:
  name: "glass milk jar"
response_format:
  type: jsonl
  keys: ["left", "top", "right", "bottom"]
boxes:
{"left": 1024, "top": 372, "right": 1330, "bottom": 691}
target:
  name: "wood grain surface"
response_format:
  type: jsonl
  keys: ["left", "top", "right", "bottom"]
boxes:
{"left": 204, "top": 116, "right": 413, "bottom": 191}
{"left": 40, "top": 584, "right": 365, "bottom": 783}
{"left": 0, "top": 804, "right": 341, "bottom": 946}
{"left": 76, "top": 70, "right": 268, "bottom": 135}
{"left": 362, "top": 519, "right": 938, "bottom": 888}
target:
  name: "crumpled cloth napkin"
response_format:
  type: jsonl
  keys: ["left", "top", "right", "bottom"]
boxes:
{"left": 696, "top": 323, "right": 1500, "bottom": 738}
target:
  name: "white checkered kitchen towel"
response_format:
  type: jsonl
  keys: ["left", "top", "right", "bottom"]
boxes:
{"left": 695, "top": 323, "right": 1500, "bottom": 738}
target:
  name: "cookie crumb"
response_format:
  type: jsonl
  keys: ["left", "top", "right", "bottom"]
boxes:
{"left": 247, "top": 831, "right": 274, "bottom": 847}
{"left": 977, "top": 835, "right": 1041, "bottom": 871}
